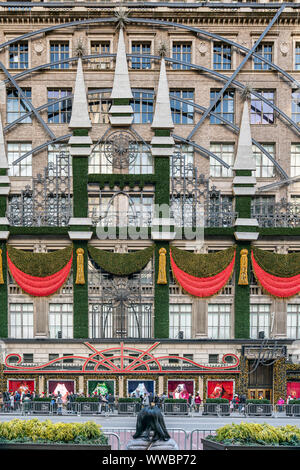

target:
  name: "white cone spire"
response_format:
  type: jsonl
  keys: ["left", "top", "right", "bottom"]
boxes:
{"left": 233, "top": 101, "right": 256, "bottom": 171}
{"left": 111, "top": 28, "right": 133, "bottom": 100}
{"left": 69, "top": 57, "right": 91, "bottom": 129}
{"left": 152, "top": 58, "right": 174, "bottom": 130}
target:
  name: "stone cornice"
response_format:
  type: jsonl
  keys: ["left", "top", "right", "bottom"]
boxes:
{"left": 0, "top": 10, "right": 299, "bottom": 27}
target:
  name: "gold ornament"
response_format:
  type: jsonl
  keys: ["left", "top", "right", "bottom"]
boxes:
{"left": 238, "top": 249, "right": 248, "bottom": 285}
{"left": 157, "top": 247, "right": 167, "bottom": 285}
{"left": 75, "top": 248, "right": 85, "bottom": 285}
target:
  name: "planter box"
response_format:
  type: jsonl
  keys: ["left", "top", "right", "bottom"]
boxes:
{"left": 163, "top": 403, "right": 189, "bottom": 415}
{"left": 246, "top": 403, "right": 273, "bottom": 417}
{"left": 202, "top": 403, "right": 230, "bottom": 416}
{"left": 0, "top": 443, "right": 110, "bottom": 451}
{"left": 202, "top": 439, "right": 299, "bottom": 451}
{"left": 118, "top": 402, "right": 141, "bottom": 415}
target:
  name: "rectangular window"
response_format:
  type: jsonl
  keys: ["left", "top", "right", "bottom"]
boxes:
{"left": 9, "top": 41, "right": 28, "bottom": 69}
{"left": 90, "top": 41, "right": 110, "bottom": 65}
{"left": 49, "top": 303, "right": 73, "bottom": 339}
{"left": 23, "top": 353, "right": 33, "bottom": 363}
{"left": 172, "top": 42, "right": 192, "bottom": 70}
{"left": 253, "top": 143, "right": 275, "bottom": 178}
{"left": 291, "top": 143, "right": 300, "bottom": 177}
{"left": 89, "top": 304, "right": 112, "bottom": 338}
{"left": 250, "top": 304, "right": 271, "bottom": 339}
{"left": 210, "top": 89, "right": 235, "bottom": 124}
{"left": 210, "top": 142, "right": 234, "bottom": 177}
{"left": 171, "top": 144, "right": 194, "bottom": 177}
{"left": 250, "top": 90, "right": 275, "bottom": 125}
{"left": 253, "top": 43, "right": 273, "bottom": 70}
{"left": 9, "top": 303, "right": 34, "bottom": 339}
{"left": 251, "top": 196, "right": 275, "bottom": 226}
{"left": 170, "top": 89, "right": 194, "bottom": 124}
{"left": 207, "top": 304, "right": 231, "bottom": 339}
{"left": 7, "top": 142, "right": 32, "bottom": 177}
{"left": 88, "top": 143, "right": 113, "bottom": 174}
{"left": 169, "top": 304, "right": 192, "bottom": 339}
{"left": 209, "top": 354, "right": 219, "bottom": 363}
{"left": 213, "top": 42, "right": 231, "bottom": 70}
{"left": 50, "top": 41, "right": 69, "bottom": 69}
{"left": 129, "top": 143, "right": 153, "bottom": 174}
{"left": 131, "top": 90, "right": 154, "bottom": 124}
{"left": 47, "top": 88, "right": 72, "bottom": 124}
{"left": 287, "top": 304, "right": 300, "bottom": 338}
{"left": 7, "top": 88, "right": 32, "bottom": 124}
{"left": 296, "top": 43, "right": 300, "bottom": 70}
{"left": 131, "top": 42, "right": 151, "bottom": 70}
{"left": 49, "top": 353, "right": 59, "bottom": 361}
{"left": 88, "top": 91, "right": 111, "bottom": 124}
{"left": 292, "top": 90, "right": 300, "bottom": 125}
{"left": 129, "top": 195, "right": 153, "bottom": 226}
{"left": 127, "top": 304, "right": 152, "bottom": 338}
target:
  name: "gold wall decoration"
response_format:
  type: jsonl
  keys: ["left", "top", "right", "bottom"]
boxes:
{"left": 157, "top": 247, "right": 167, "bottom": 284}
{"left": 75, "top": 248, "right": 85, "bottom": 285}
{"left": 0, "top": 249, "right": 4, "bottom": 284}
{"left": 238, "top": 249, "right": 249, "bottom": 285}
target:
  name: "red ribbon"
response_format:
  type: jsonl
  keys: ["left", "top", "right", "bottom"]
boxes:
{"left": 251, "top": 252, "right": 300, "bottom": 298}
{"left": 7, "top": 253, "right": 73, "bottom": 297}
{"left": 170, "top": 250, "right": 235, "bottom": 298}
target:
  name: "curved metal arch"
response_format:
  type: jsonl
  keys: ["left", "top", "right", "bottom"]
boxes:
{"left": 0, "top": 14, "right": 297, "bottom": 90}
{"left": 9, "top": 83, "right": 287, "bottom": 178}
{"left": 5, "top": 51, "right": 300, "bottom": 139}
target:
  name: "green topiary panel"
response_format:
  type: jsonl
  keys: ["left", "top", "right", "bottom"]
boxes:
{"left": 234, "top": 243, "right": 250, "bottom": 339}
{"left": 0, "top": 242, "right": 7, "bottom": 337}
{"left": 73, "top": 241, "right": 89, "bottom": 339}
{"left": 252, "top": 247, "right": 300, "bottom": 277}
{"left": 171, "top": 245, "right": 236, "bottom": 277}
{"left": 88, "top": 245, "right": 154, "bottom": 276}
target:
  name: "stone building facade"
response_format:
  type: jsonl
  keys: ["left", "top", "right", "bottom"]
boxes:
{"left": 0, "top": 1, "right": 300, "bottom": 403}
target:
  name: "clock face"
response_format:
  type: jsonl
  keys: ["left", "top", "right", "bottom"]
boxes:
{"left": 34, "top": 43, "right": 44, "bottom": 54}
{"left": 102, "top": 129, "right": 139, "bottom": 169}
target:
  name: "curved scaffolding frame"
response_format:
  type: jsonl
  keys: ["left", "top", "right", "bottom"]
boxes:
{"left": 0, "top": 11, "right": 298, "bottom": 185}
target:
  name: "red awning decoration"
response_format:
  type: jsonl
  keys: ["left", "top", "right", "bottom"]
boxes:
{"left": 170, "top": 249, "right": 235, "bottom": 298}
{"left": 251, "top": 251, "right": 300, "bottom": 298}
{"left": 7, "top": 252, "right": 73, "bottom": 297}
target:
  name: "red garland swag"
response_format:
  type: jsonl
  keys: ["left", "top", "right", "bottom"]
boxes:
{"left": 251, "top": 251, "right": 300, "bottom": 298}
{"left": 7, "top": 253, "right": 73, "bottom": 297}
{"left": 170, "top": 250, "right": 235, "bottom": 298}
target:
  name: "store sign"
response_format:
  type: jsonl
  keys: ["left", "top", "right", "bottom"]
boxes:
{"left": 4, "top": 342, "right": 240, "bottom": 375}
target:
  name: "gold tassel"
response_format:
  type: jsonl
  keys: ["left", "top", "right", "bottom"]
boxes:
{"left": 157, "top": 247, "right": 167, "bottom": 285}
{"left": 238, "top": 248, "right": 249, "bottom": 285}
{"left": 0, "top": 249, "right": 4, "bottom": 284}
{"left": 75, "top": 248, "right": 85, "bottom": 285}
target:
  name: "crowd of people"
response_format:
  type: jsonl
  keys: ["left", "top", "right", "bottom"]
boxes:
{"left": 0, "top": 389, "right": 297, "bottom": 414}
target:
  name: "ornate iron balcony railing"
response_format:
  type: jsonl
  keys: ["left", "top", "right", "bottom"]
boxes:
{"left": 251, "top": 198, "right": 300, "bottom": 228}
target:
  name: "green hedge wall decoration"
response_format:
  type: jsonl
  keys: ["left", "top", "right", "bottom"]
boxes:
{"left": 73, "top": 241, "right": 88, "bottom": 339}
{"left": 88, "top": 245, "right": 154, "bottom": 276}
{"left": 171, "top": 245, "right": 236, "bottom": 277}
{"left": 0, "top": 242, "right": 7, "bottom": 337}
{"left": 6, "top": 245, "right": 73, "bottom": 277}
{"left": 73, "top": 157, "right": 88, "bottom": 218}
{"left": 154, "top": 241, "right": 169, "bottom": 338}
{"left": 252, "top": 247, "right": 300, "bottom": 277}
{"left": 234, "top": 243, "right": 250, "bottom": 339}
